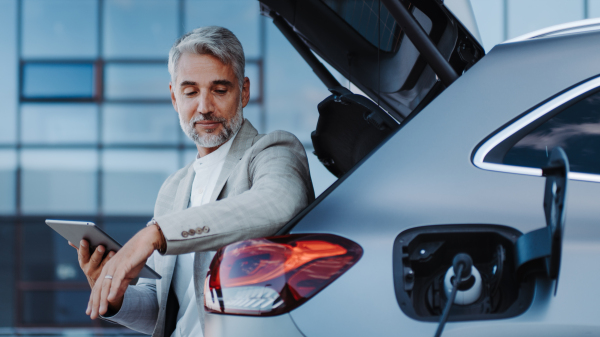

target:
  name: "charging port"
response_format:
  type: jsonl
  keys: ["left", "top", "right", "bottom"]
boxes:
{"left": 393, "top": 224, "right": 535, "bottom": 322}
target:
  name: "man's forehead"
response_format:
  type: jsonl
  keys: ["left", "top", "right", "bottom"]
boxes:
{"left": 176, "top": 53, "right": 236, "bottom": 85}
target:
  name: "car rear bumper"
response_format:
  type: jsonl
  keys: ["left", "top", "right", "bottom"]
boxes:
{"left": 204, "top": 312, "right": 305, "bottom": 337}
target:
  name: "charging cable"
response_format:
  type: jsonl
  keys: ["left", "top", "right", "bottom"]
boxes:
{"left": 434, "top": 253, "right": 473, "bottom": 337}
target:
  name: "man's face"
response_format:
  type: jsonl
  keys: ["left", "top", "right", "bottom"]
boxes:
{"left": 170, "top": 53, "right": 250, "bottom": 151}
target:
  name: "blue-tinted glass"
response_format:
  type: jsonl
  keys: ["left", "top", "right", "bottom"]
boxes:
{"left": 246, "top": 62, "right": 260, "bottom": 102}
{"left": 184, "top": 148, "right": 199, "bottom": 163}
{"left": 20, "top": 219, "right": 87, "bottom": 282}
{"left": 0, "top": 0, "right": 17, "bottom": 144}
{"left": 590, "top": 0, "right": 600, "bottom": 17}
{"left": 503, "top": 90, "right": 600, "bottom": 174}
{"left": 103, "top": 0, "right": 178, "bottom": 59}
{"left": 243, "top": 104, "right": 262, "bottom": 133}
{"left": 22, "top": 63, "right": 95, "bottom": 99}
{"left": 22, "top": 291, "right": 93, "bottom": 325}
{"left": 103, "top": 104, "right": 178, "bottom": 145}
{"left": 304, "top": 146, "right": 337, "bottom": 196}
{"left": 102, "top": 150, "right": 178, "bottom": 215}
{"left": 21, "top": 104, "right": 98, "bottom": 144}
{"left": 22, "top": 0, "right": 98, "bottom": 59}
{"left": 265, "top": 24, "right": 326, "bottom": 144}
{"left": 322, "top": 0, "right": 402, "bottom": 52}
{"left": 185, "top": 0, "right": 260, "bottom": 58}
{"left": 0, "top": 150, "right": 16, "bottom": 215}
{"left": 104, "top": 218, "right": 149, "bottom": 245}
{"left": 21, "top": 150, "right": 98, "bottom": 215}
{"left": 104, "top": 63, "right": 170, "bottom": 100}
{"left": 0, "top": 220, "right": 15, "bottom": 327}
{"left": 507, "top": 0, "right": 584, "bottom": 39}
{"left": 471, "top": 0, "right": 504, "bottom": 52}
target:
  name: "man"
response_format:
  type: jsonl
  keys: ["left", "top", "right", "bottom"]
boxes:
{"left": 75, "top": 26, "right": 314, "bottom": 336}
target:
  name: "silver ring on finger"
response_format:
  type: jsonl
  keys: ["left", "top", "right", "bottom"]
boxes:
{"left": 104, "top": 275, "right": 113, "bottom": 279}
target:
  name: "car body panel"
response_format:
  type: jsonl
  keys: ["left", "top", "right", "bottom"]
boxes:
{"left": 204, "top": 312, "right": 305, "bottom": 337}
{"left": 283, "top": 30, "right": 600, "bottom": 336}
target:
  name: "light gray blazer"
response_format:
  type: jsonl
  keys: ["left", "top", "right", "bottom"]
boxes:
{"left": 105, "top": 120, "right": 315, "bottom": 336}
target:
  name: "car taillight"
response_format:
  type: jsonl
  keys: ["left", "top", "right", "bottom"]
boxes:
{"left": 204, "top": 234, "right": 363, "bottom": 316}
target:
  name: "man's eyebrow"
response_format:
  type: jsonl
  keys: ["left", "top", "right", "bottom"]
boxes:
{"left": 212, "top": 79, "right": 234, "bottom": 87}
{"left": 179, "top": 80, "right": 197, "bottom": 86}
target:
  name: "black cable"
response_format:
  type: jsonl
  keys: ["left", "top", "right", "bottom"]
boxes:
{"left": 434, "top": 253, "right": 473, "bottom": 337}
{"left": 434, "top": 264, "right": 463, "bottom": 337}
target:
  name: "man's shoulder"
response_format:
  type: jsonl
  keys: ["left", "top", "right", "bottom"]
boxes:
{"left": 249, "top": 129, "right": 304, "bottom": 152}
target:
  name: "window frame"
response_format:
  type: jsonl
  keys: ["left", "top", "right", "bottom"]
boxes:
{"left": 472, "top": 75, "right": 600, "bottom": 183}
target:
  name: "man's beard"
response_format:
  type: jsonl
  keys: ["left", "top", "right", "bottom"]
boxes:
{"left": 180, "top": 99, "right": 243, "bottom": 148}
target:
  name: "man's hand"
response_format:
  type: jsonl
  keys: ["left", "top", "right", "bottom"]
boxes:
{"left": 69, "top": 240, "right": 116, "bottom": 289}
{"left": 86, "top": 224, "right": 165, "bottom": 319}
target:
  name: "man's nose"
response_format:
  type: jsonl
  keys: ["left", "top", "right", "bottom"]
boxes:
{"left": 197, "top": 91, "right": 214, "bottom": 114}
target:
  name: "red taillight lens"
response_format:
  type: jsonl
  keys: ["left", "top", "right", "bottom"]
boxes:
{"left": 204, "top": 234, "right": 363, "bottom": 316}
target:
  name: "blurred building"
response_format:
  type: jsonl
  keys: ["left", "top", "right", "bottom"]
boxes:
{"left": 0, "top": 0, "right": 598, "bottom": 335}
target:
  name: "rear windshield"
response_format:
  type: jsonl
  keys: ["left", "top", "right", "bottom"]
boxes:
{"left": 322, "top": 0, "right": 403, "bottom": 52}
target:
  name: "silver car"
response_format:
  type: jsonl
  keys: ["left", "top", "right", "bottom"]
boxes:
{"left": 203, "top": 0, "right": 600, "bottom": 336}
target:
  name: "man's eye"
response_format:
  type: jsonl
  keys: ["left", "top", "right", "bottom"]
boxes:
{"left": 215, "top": 89, "right": 227, "bottom": 94}
{"left": 184, "top": 90, "right": 197, "bottom": 96}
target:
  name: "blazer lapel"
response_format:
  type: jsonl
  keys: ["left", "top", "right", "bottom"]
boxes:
{"left": 209, "top": 120, "right": 258, "bottom": 202}
{"left": 173, "top": 163, "right": 196, "bottom": 211}
{"left": 158, "top": 163, "right": 195, "bottom": 306}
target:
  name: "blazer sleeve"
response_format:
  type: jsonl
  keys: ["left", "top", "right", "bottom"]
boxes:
{"left": 100, "top": 252, "right": 160, "bottom": 335}
{"left": 155, "top": 131, "right": 315, "bottom": 255}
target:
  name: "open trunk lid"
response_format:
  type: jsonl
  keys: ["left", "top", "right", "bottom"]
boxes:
{"left": 259, "top": 0, "right": 485, "bottom": 121}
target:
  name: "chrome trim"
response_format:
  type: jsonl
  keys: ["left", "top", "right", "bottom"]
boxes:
{"left": 504, "top": 18, "right": 600, "bottom": 44}
{"left": 473, "top": 75, "right": 600, "bottom": 183}
{"left": 570, "top": 172, "right": 600, "bottom": 183}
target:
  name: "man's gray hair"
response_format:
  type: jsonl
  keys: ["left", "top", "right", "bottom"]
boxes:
{"left": 168, "top": 26, "right": 245, "bottom": 89}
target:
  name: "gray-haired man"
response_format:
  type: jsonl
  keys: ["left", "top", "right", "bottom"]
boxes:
{"left": 76, "top": 26, "right": 314, "bottom": 336}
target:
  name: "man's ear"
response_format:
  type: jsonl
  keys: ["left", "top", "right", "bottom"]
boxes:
{"left": 170, "top": 82, "right": 178, "bottom": 112}
{"left": 241, "top": 77, "right": 250, "bottom": 108}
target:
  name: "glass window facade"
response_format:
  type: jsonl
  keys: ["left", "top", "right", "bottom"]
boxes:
{"left": 102, "top": 150, "right": 179, "bottom": 215}
{"left": 102, "top": 104, "right": 179, "bottom": 145}
{"left": 103, "top": 0, "right": 179, "bottom": 59}
{"left": 21, "top": 0, "right": 98, "bottom": 59}
{"left": 21, "top": 104, "right": 98, "bottom": 144}
{"left": 0, "top": 0, "right": 18, "bottom": 145}
{"left": 104, "top": 63, "right": 170, "bottom": 100}
{"left": 22, "top": 63, "right": 95, "bottom": 99}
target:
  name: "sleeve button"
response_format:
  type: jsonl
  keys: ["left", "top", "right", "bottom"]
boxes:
{"left": 203, "top": 226, "right": 210, "bottom": 233}
{"left": 181, "top": 231, "right": 189, "bottom": 238}
{"left": 189, "top": 229, "right": 196, "bottom": 235}
{"left": 196, "top": 227, "right": 203, "bottom": 234}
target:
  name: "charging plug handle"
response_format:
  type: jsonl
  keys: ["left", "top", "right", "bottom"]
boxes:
{"left": 453, "top": 253, "right": 473, "bottom": 283}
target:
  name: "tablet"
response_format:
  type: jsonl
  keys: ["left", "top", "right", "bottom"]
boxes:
{"left": 46, "top": 219, "right": 161, "bottom": 280}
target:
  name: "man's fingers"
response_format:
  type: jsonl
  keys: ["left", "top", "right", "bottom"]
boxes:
{"left": 99, "top": 274, "right": 113, "bottom": 316}
{"left": 107, "top": 268, "right": 127, "bottom": 303}
{"left": 89, "top": 245, "right": 105, "bottom": 267}
{"left": 88, "top": 277, "right": 101, "bottom": 318}
{"left": 89, "top": 262, "right": 113, "bottom": 319}
{"left": 101, "top": 251, "right": 116, "bottom": 268}
{"left": 68, "top": 241, "right": 78, "bottom": 251}
{"left": 79, "top": 240, "right": 90, "bottom": 264}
